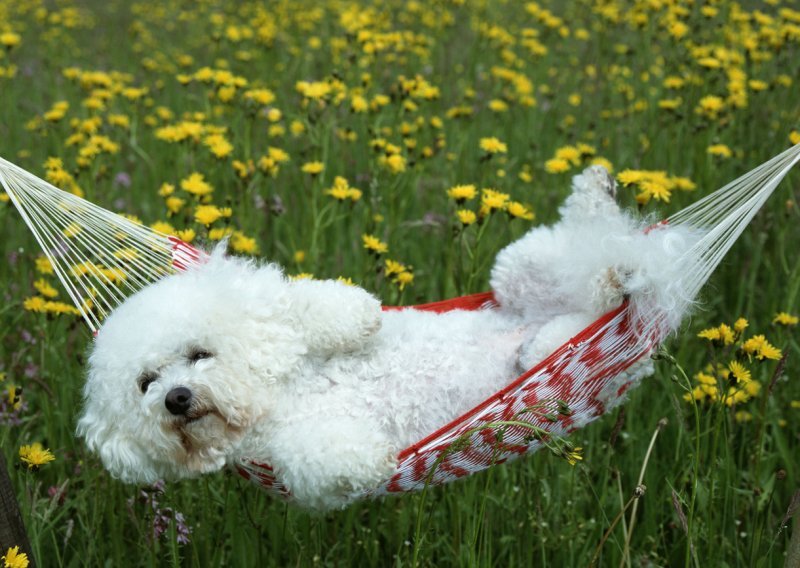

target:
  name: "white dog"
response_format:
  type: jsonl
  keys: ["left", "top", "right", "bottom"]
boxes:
{"left": 78, "top": 166, "right": 699, "bottom": 510}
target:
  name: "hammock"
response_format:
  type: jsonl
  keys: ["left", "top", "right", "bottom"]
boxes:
{"left": 1, "top": 144, "right": 799, "bottom": 501}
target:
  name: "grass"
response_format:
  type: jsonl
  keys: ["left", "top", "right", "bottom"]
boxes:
{"left": 1, "top": 0, "right": 799, "bottom": 565}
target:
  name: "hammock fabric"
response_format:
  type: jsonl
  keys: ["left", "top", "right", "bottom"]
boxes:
{"left": 1, "top": 144, "right": 799, "bottom": 501}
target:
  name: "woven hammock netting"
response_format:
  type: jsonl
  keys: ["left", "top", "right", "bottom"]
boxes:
{"left": 1, "top": 144, "right": 799, "bottom": 500}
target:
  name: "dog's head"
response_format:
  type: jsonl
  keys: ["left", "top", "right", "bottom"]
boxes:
{"left": 77, "top": 250, "right": 308, "bottom": 483}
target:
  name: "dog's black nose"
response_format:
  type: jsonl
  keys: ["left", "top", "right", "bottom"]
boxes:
{"left": 165, "top": 387, "right": 193, "bottom": 416}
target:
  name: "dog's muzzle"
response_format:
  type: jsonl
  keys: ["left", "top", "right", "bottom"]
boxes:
{"left": 165, "top": 387, "right": 193, "bottom": 416}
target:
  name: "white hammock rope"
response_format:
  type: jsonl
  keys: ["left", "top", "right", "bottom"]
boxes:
{"left": 668, "top": 143, "right": 800, "bottom": 303}
{"left": 0, "top": 156, "right": 201, "bottom": 331}
{"left": 1, "top": 144, "right": 798, "bottom": 496}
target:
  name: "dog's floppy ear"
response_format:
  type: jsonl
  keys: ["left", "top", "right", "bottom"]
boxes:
{"left": 287, "top": 278, "right": 382, "bottom": 354}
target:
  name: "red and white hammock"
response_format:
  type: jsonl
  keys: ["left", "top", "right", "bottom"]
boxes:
{"left": 1, "top": 144, "right": 799, "bottom": 501}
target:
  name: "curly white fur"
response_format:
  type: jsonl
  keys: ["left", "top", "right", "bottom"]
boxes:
{"left": 77, "top": 166, "right": 702, "bottom": 510}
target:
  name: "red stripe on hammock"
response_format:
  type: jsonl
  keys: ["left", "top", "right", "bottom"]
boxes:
{"left": 381, "top": 291, "right": 497, "bottom": 313}
{"left": 395, "top": 300, "right": 629, "bottom": 461}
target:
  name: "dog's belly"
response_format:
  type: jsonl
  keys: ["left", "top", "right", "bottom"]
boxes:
{"left": 313, "top": 308, "right": 531, "bottom": 448}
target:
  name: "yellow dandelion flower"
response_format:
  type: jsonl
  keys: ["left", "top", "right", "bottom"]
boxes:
{"left": 698, "top": 324, "right": 735, "bottom": 345}
{"left": 446, "top": 184, "right": 477, "bottom": 202}
{"left": 158, "top": 183, "right": 175, "bottom": 197}
{"left": 707, "top": 144, "right": 733, "bottom": 159}
{"left": 554, "top": 145, "right": 581, "bottom": 165}
{"left": 394, "top": 270, "right": 414, "bottom": 290}
{"left": 663, "top": 76, "right": 685, "bottom": 89}
{"left": 479, "top": 137, "right": 508, "bottom": 154}
{"left": 749, "top": 335, "right": 782, "bottom": 360}
{"left": 741, "top": 335, "right": 779, "bottom": 360}
{"left": 545, "top": 158, "right": 570, "bottom": 174}
{"left": 719, "top": 324, "right": 735, "bottom": 345}
{"left": 744, "top": 380, "right": 761, "bottom": 397}
{"left": 457, "top": 209, "right": 477, "bottom": 226}
{"left": 1, "top": 546, "right": 30, "bottom": 568}
{"left": 33, "top": 279, "right": 58, "bottom": 299}
{"left": 362, "top": 234, "right": 388, "bottom": 255}
{"left": 639, "top": 180, "right": 672, "bottom": 203}
{"left": 590, "top": 157, "right": 614, "bottom": 173}
{"left": 180, "top": 173, "right": 214, "bottom": 196}
{"left": 671, "top": 177, "right": 696, "bottom": 191}
{"left": 7, "top": 385, "right": 21, "bottom": 410}
{"left": 773, "top": 312, "right": 798, "bottom": 326}
{"left": 0, "top": 32, "right": 22, "bottom": 48}
{"left": 194, "top": 205, "right": 223, "bottom": 226}
{"left": 301, "top": 161, "right": 324, "bottom": 175}
{"left": 267, "top": 147, "right": 290, "bottom": 163}
{"left": 697, "top": 57, "right": 721, "bottom": 69}
{"left": 19, "top": 442, "right": 55, "bottom": 469}
{"left": 658, "top": 98, "right": 683, "bottom": 111}
{"left": 325, "top": 177, "right": 362, "bottom": 202}
{"left": 23, "top": 296, "right": 47, "bottom": 313}
{"left": 150, "top": 220, "right": 176, "bottom": 235}
{"left": 507, "top": 201, "right": 535, "bottom": 220}
{"left": 488, "top": 99, "right": 509, "bottom": 112}
{"left": 385, "top": 259, "right": 407, "bottom": 277}
{"left": 290, "top": 273, "right": 314, "bottom": 281}
{"left": 733, "top": 318, "right": 749, "bottom": 333}
{"left": 617, "top": 170, "right": 645, "bottom": 186}
{"left": 43, "top": 101, "right": 69, "bottom": 122}
{"left": 232, "top": 159, "right": 255, "bottom": 179}
{"left": 695, "top": 372, "right": 716, "bottom": 386}
{"left": 208, "top": 227, "right": 234, "bottom": 240}
{"left": 203, "top": 133, "right": 234, "bottom": 159}
{"left": 243, "top": 88, "right": 276, "bottom": 106}
{"left": 728, "top": 361, "right": 751, "bottom": 384}
{"left": 695, "top": 95, "right": 725, "bottom": 119}
{"left": 165, "top": 196, "right": 186, "bottom": 215}
{"left": 683, "top": 386, "right": 706, "bottom": 402}
{"left": 381, "top": 154, "right": 407, "bottom": 174}
{"left": 481, "top": 188, "right": 510, "bottom": 212}
{"left": 351, "top": 94, "right": 369, "bottom": 113}
{"left": 296, "top": 80, "right": 331, "bottom": 100}
{"left": 231, "top": 232, "right": 258, "bottom": 255}
{"left": 176, "top": 228, "right": 196, "bottom": 243}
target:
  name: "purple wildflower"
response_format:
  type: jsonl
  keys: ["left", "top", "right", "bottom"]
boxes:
{"left": 128, "top": 481, "right": 193, "bottom": 545}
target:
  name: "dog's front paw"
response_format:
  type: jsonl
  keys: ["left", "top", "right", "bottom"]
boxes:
{"left": 271, "top": 418, "right": 397, "bottom": 511}
{"left": 290, "top": 279, "right": 382, "bottom": 353}
{"left": 590, "top": 266, "right": 630, "bottom": 313}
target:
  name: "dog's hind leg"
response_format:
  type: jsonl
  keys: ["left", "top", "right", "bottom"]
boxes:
{"left": 490, "top": 165, "right": 627, "bottom": 321}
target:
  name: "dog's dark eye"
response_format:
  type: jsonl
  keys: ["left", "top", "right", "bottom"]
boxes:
{"left": 138, "top": 372, "right": 158, "bottom": 394}
{"left": 187, "top": 348, "right": 213, "bottom": 364}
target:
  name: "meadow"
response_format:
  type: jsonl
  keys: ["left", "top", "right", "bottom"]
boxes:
{"left": 1, "top": 0, "right": 799, "bottom": 565}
